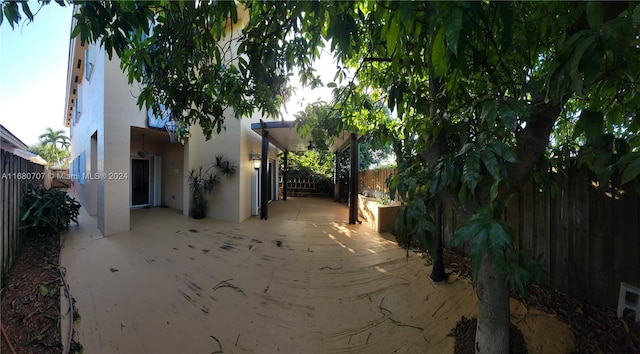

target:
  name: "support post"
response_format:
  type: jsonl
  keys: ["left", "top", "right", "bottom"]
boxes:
{"left": 261, "top": 129, "right": 269, "bottom": 220}
{"left": 283, "top": 150, "right": 288, "bottom": 201}
{"left": 333, "top": 150, "right": 340, "bottom": 202}
{"left": 349, "top": 133, "right": 358, "bottom": 224}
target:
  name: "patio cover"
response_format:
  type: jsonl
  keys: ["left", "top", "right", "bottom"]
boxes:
{"left": 251, "top": 120, "right": 359, "bottom": 224}
{"left": 249, "top": 120, "right": 352, "bottom": 154}
{"left": 250, "top": 120, "right": 311, "bottom": 153}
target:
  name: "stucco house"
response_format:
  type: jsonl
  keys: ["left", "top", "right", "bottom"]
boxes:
{"left": 63, "top": 7, "right": 292, "bottom": 236}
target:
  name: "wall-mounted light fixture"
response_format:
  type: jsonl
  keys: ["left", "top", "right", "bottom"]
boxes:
{"left": 250, "top": 152, "right": 261, "bottom": 170}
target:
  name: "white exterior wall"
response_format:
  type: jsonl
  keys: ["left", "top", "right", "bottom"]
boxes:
{"left": 100, "top": 51, "right": 151, "bottom": 235}
{"left": 183, "top": 109, "right": 280, "bottom": 223}
{"left": 69, "top": 42, "right": 104, "bottom": 219}
{"left": 161, "top": 142, "right": 185, "bottom": 210}
{"left": 66, "top": 4, "right": 281, "bottom": 234}
{"left": 239, "top": 114, "right": 279, "bottom": 221}
{"left": 183, "top": 6, "right": 280, "bottom": 223}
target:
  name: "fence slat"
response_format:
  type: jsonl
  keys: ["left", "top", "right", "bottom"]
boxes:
{"left": 520, "top": 180, "right": 535, "bottom": 264}
{"left": 0, "top": 151, "right": 44, "bottom": 290}
{"left": 361, "top": 165, "right": 639, "bottom": 307}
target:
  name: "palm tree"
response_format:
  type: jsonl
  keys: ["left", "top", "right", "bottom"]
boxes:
{"left": 39, "top": 128, "right": 70, "bottom": 167}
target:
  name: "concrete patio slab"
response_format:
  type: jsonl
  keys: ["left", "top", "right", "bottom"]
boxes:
{"left": 60, "top": 197, "right": 572, "bottom": 353}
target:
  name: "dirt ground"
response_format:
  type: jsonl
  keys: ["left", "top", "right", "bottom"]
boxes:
{"left": 1, "top": 207, "right": 639, "bottom": 353}
{"left": 443, "top": 249, "right": 640, "bottom": 354}
{"left": 1, "top": 236, "right": 63, "bottom": 354}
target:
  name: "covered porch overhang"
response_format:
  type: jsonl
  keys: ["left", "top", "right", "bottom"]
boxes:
{"left": 251, "top": 121, "right": 359, "bottom": 224}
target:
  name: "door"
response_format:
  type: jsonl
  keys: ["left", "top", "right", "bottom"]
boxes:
{"left": 131, "top": 159, "right": 150, "bottom": 207}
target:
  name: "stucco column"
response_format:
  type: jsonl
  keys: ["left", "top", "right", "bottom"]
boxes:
{"left": 97, "top": 121, "right": 130, "bottom": 236}
{"left": 349, "top": 133, "right": 358, "bottom": 224}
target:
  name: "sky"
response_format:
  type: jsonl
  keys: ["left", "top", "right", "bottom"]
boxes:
{"left": 0, "top": 3, "right": 73, "bottom": 146}
{"left": 0, "top": 3, "right": 335, "bottom": 147}
{"left": 281, "top": 48, "right": 336, "bottom": 119}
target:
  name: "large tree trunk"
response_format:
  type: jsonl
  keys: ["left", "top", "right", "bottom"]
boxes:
{"left": 475, "top": 247, "right": 510, "bottom": 353}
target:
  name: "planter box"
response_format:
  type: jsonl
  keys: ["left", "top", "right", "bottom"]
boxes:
{"left": 358, "top": 194, "right": 400, "bottom": 233}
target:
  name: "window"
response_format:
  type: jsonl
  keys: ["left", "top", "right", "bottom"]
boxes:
{"left": 85, "top": 45, "right": 95, "bottom": 81}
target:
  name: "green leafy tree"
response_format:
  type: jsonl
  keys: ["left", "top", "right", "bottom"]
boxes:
{"left": 247, "top": 3, "right": 640, "bottom": 352}
{"left": 285, "top": 150, "right": 333, "bottom": 180}
{"left": 27, "top": 142, "right": 55, "bottom": 166}
{"left": 5, "top": 2, "right": 640, "bottom": 352}
{"left": 37, "top": 128, "right": 70, "bottom": 167}
{"left": 28, "top": 142, "right": 70, "bottom": 167}
{"left": 284, "top": 102, "right": 336, "bottom": 191}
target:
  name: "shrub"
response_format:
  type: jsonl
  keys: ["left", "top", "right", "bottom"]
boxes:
{"left": 188, "top": 154, "right": 237, "bottom": 218}
{"left": 20, "top": 186, "right": 81, "bottom": 238}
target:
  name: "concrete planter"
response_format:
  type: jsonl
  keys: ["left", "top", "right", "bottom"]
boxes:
{"left": 358, "top": 194, "right": 400, "bottom": 233}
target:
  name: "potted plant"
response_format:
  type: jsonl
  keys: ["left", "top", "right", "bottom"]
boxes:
{"left": 188, "top": 154, "right": 237, "bottom": 219}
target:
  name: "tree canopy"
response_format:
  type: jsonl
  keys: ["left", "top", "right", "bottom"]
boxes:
{"left": 37, "top": 127, "right": 70, "bottom": 167}
{"left": 3, "top": 1, "right": 640, "bottom": 352}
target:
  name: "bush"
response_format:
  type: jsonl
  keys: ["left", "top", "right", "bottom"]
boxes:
{"left": 20, "top": 186, "right": 81, "bottom": 238}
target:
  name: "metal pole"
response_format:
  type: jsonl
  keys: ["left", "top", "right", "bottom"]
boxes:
{"left": 261, "top": 129, "right": 269, "bottom": 220}
{"left": 283, "top": 150, "right": 288, "bottom": 201}
{"left": 334, "top": 150, "right": 340, "bottom": 202}
{"left": 349, "top": 133, "right": 358, "bottom": 224}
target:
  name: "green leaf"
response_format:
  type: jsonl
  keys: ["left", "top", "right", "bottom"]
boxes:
{"left": 488, "top": 140, "right": 518, "bottom": 163}
{"left": 481, "top": 100, "right": 498, "bottom": 127}
{"left": 568, "top": 34, "right": 596, "bottom": 95}
{"left": 432, "top": 27, "right": 448, "bottom": 77}
{"left": 582, "top": 45, "right": 603, "bottom": 90}
{"left": 507, "top": 265, "right": 528, "bottom": 297}
{"left": 576, "top": 110, "right": 603, "bottom": 143}
{"left": 452, "top": 219, "right": 483, "bottom": 246}
{"left": 386, "top": 19, "right": 400, "bottom": 55}
{"left": 498, "top": 101, "right": 517, "bottom": 129}
{"left": 457, "top": 143, "right": 474, "bottom": 157}
{"left": 586, "top": 0, "right": 603, "bottom": 29}
{"left": 21, "top": 2, "right": 33, "bottom": 21}
{"left": 399, "top": 2, "right": 413, "bottom": 23}
{"left": 489, "top": 180, "right": 500, "bottom": 202}
{"left": 4, "top": 2, "right": 19, "bottom": 29}
{"left": 621, "top": 157, "right": 640, "bottom": 185}
{"left": 469, "top": 227, "right": 489, "bottom": 281}
{"left": 38, "top": 284, "right": 49, "bottom": 297}
{"left": 481, "top": 148, "right": 501, "bottom": 180}
{"left": 445, "top": 8, "right": 463, "bottom": 57}
{"left": 487, "top": 220, "right": 511, "bottom": 248}
{"left": 463, "top": 150, "right": 481, "bottom": 193}
{"left": 326, "top": 82, "right": 337, "bottom": 88}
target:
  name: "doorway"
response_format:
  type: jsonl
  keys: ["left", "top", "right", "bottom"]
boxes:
{"left": 131, "top": 159, "right": 150, "bottom": 207}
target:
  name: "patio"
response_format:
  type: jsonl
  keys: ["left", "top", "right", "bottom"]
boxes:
{"left": 60, "top": 197, "right": 571, "bottom": 353}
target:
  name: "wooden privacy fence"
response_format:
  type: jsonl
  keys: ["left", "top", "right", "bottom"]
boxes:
{"left": 1, "top": 150, "right": 45, "bottom": 290}
{"left": 442, "top": 165, "right": 639, "bottom": 308}
{"left": 360, "top": 168, "right": 395, "bottom": 194}
{"left": 361, "top": 165, "right": 639, "bottom": 308}
{"left": 46, "top": 168, "right": 71, "bottom": 189}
